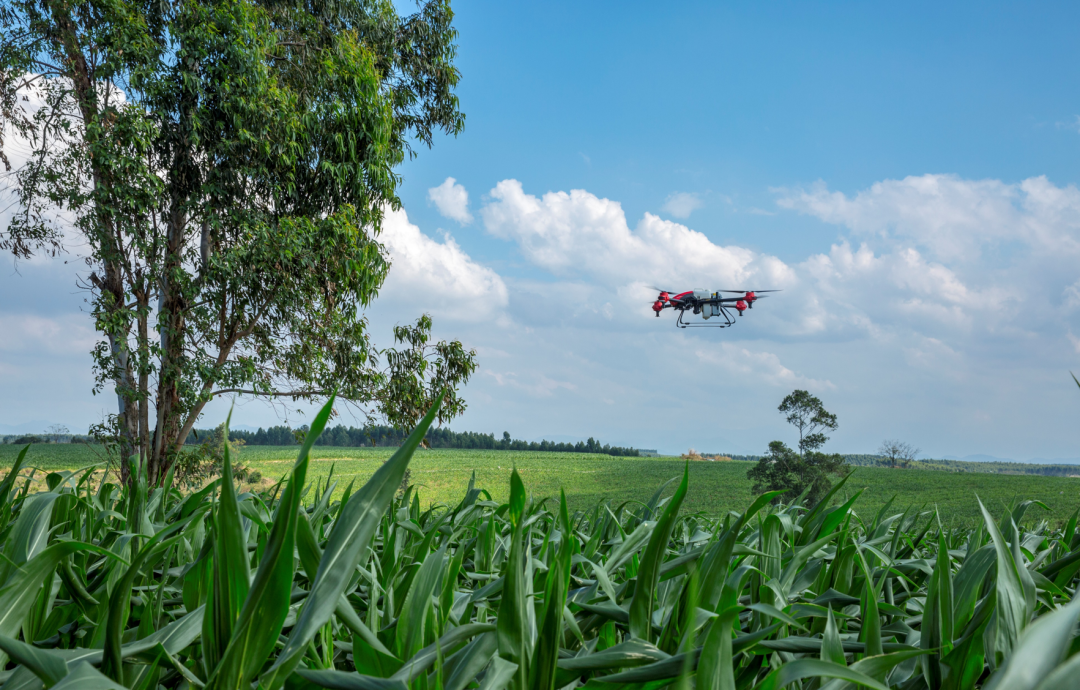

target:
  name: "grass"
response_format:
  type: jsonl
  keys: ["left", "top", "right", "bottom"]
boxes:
{"left": 5, "top": 442, "right": 1080, "bottom": 525}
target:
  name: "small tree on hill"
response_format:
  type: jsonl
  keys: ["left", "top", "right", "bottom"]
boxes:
{"left": 748, "top": 390, "right": 845, "bottom": 505}
{"left": 879, "top": 439, "right": 920, "bottom": 468}
{"left": 778, "top": 389, "right": 838, "bottom": 453}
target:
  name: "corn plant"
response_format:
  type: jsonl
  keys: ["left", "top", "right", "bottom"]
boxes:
{"left": 1, "top": 396, "right": 1079, "bottom": 690}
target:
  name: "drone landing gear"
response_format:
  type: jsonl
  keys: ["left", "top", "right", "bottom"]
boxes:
{"left": 676, "top": 308, "right": 736, "bottom": 328}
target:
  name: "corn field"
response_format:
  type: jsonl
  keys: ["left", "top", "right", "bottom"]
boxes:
{"left": 1, "top": 398, "right": 1079, "bottom": 690}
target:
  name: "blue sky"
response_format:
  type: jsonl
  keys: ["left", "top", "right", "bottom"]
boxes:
{"left": 3, "top": 1, "right": 1080, "bottom": 459}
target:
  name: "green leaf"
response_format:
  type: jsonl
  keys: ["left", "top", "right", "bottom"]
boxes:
{"left": 0, "top": 541, "right": 117, "bottom": 639}
{"left": 496, "top": 468, "right": 530, "bottom": 687}
{"left": 977, "top": 496, "right": 1032, "bottom": 664}
{"left": 395, "top": 544, "right": 447, "bottom": 660}
{"left": 101, "top": 510, "right": 200, "bottom": 682}
{"left": 752, "top": 658, "right": 889, "bottom": 690}
{"left": 0, "top": 633, "right": 69, "bottom": 687}
{"left": 697, "top": 606, "right": 740, "bottom": 690}
{"left": 50, "top": 663, "right": 126, "bottom": 690}
{"left": 557, "top": 639, "right": 669, "bottom": 672}
{"left": 0, "top": 446, "right": 29, "bottom": 534}
{"left": 1033, "top": 653, "right": 1080, "bottom": 690}
{"left": 530, "top": 489, "right": 573, "bottom": 690}
{"left": 853, "top": 546, "right": 883, "bottom": 658}
{"left": 629, "top": 463, "right": 689, "bottom": 640}
{"left": 798, "top": 471, "right": 855, "bottom": 545}
{"left": 819, "top": 649, "right": 935, "bottom": 690}
{"left": 204, "top": 418, "right": 251, "bottom": 673}
{"left": 294, "top": 669, "right": 406, "bottom": 690}
{"left": 391, "top": 623, "right": 496, "bottom": 683}
{"left": 507, "top": 467, "right": 526, "bottom": 527}
{"left": 477, "top": 657, "right": 518, "bottom": 690}
{"left": 821, "top": 606, "right": 845, "bottom": 665}
{"left": 445, "top": 633, "right": 498, "bottom": 690}
{"left": 265, "top": 395, "right": 443, "bottom": 690}
{"left": 205, "top": 393, "right": 333, "bottom": 690}
{"left": 983, "top": 596, "right": 1080, "bottom": 690}
{"left": 817, "top": 489, "right": 864, "bottom": 542}
{"left": 0, "top": 493, "right": 60, "bottom": 586}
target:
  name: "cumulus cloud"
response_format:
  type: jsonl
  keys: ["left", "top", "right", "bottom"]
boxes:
{"left": 776, "top": 174, "right": 1080, "bottom": 261}
{"left": 661, "top": 192, "right": 704, "bottom": 219}
{"left": 427, "top": 177, "right": 473, "bottom": 224}
{"left": 480, "top": 180, "right": 794, "bottom": 293}
{"left": 378, "top": 207, "right": 507, "bottom": 322}
{"left": 776, "top": 174, "right": 1080, "bottom": 349}
{"left": 476, "top": 179, "right": 1012, "bottom": 340}
{"left": 796, "top": 241, "right": 1013, "bottom": 336}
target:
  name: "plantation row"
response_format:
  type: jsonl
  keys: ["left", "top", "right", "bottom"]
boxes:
{"left": 1, "top": 398, "right": 1079, "bottom": 690}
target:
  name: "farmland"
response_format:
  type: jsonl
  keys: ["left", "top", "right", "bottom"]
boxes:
{"left": 5, "top": 442, "right": 1080, "bottom": 526}
{"left": 1, "top": 402, "right": 1079, "bottom": 690}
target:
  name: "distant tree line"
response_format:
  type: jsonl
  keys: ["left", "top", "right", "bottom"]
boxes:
{"left": 1, "top": 434, "right": 95, "bottom": 445}
{"left": 184, "top": 425, "right": 641, "bottom": 456}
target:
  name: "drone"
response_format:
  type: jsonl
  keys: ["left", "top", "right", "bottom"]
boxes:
{"left": 650, "top": 288, "right": 779, "bottom": 328}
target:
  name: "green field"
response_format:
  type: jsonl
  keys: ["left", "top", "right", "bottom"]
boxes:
{"left": 5, "top": 442, "right": 1080, "bottom": 525}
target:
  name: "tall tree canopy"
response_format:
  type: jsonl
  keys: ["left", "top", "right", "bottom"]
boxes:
{"left": 0, "top": 0, "right": 476, "bottom": 484}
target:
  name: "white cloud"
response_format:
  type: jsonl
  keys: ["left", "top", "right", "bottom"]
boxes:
{"left": 477, "top": 179, "right": 1017, "bottom": 341}
{"left": 776, "top": 174, "right": 1080, "bottom": 261}
{"left": 427, "top": 177, "right": 473, "bottom": 224}
{"left": 480, "top": 179, "right": 795, "bottom": 293}
{"left": 482, "top": 370, "right": 577, "bottom": 398}
{"left": 0, "top": 314, "right": 98, "bottom": 354}
{"left": 661, "top": 192, "right": 704, "bottom": 219}
{"left": 378, "top": 207, "right": 507, "bottom": 322}
{"left": 697, "top": 344, "right": 835, "bottom": 391}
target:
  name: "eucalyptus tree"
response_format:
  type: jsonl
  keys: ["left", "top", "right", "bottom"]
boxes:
{"left": 749, "top": 390, "right": 845, "bottom": 504}
{"left": 0, "top": 0, "right": 475, "bottom": 484}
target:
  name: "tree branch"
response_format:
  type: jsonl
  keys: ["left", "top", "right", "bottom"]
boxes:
{"left": 210, "top": 388, "right": 328, "bottom": 397}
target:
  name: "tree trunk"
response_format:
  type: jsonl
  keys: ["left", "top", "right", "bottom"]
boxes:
{"left": 48, "top": 0, "right": 140, "bottom": 481}
{"left": 149, "top": 204, "right": 187, "bottom": 487}
{"left": 137, "top": 291, "right": 151, "bottom": 469}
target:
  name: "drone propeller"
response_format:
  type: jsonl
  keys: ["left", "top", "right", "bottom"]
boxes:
{"left": 717, "top": 289, "right": 782, "bottom": 294}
